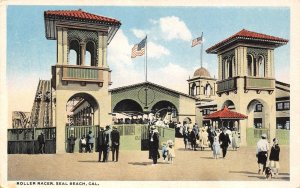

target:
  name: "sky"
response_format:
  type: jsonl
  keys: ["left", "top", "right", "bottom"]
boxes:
{"left": 7, "top": 6, "right": 290, "bottom": 115}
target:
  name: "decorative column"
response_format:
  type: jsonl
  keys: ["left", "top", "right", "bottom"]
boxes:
{"left": 80, "top": 42, "right": 86, "bottom": 66}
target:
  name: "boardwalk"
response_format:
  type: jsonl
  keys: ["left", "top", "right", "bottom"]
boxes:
{"left": 8, "top": 138, "right": 289, "bottom": 181}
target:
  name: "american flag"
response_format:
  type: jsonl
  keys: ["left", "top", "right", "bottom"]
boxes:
{"left": 131, "top": 36, "right": 147, "bottom": 58}
{"left": 191, "top": 36, "right": 203, "bottom": 47}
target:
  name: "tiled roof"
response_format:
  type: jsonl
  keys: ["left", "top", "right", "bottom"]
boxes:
{"left": 204, "top": 106, "right": 247, "bottom": 119}
{"left": 206, "top": 29, "right": 288, "bottom": 53}
{"left": 44, "top": 9, "right": 121, "bottom": 26}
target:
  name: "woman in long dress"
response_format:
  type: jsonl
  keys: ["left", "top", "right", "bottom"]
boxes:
{"left": 231, "top": 130, "right": 240, "bottom": 150}
{"left": 212, "top": 136, "right": 221, "bottom": 159}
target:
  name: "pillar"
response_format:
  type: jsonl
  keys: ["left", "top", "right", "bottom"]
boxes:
{"left": 80, "top": 42, "right": 86, "bottom": 66}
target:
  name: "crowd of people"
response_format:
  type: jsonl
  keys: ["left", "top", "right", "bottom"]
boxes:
{"left": 179, "top": 123, "right": 240, "bottom": 154}
{"left": 63, "top": 122, "right": 281, "bottom": 179}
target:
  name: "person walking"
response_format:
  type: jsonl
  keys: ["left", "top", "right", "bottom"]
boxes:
{"left": 207, "top": 126, "right": 216, "bottom": 151}
{"left": 231, "top": 129, "right": 239, "bottom": 151}
{"left": 79, "top": 135, "right": 87, "bottom": 153}
{"left": 111, "top": 126, "right": 120, "bottom": 162}
{"left": 219, "top": 127, "right": 231, "bottom": 158}
{"left": 256, "top": 133, "right": 269, "bottom": 175}
{"left": 68, "top": 134, "right": 77, "bottom": 153}
{"left": 149, "top": 126, "right": 160, "bottom": 165}
{"left": 98, "top": 127, "right": 105, "bottom": 162}
{"left": 37, "top": 132, "right": 46, "bottom": 154}
{"left": 269, "top": 138, "right": 280, "bottom": 177}
{"left": 190, "top": 128, "right": 197, "bottom": 151}
{"left": 87, "top": 131, "right": 94, "bottom": 153}
{"left": 212, "top": 136, "right": 221, "bottom": 159}
{"left": 183, "top": 129, "right": 189, "bottom": 150}
{"left": 103, "top": 125, "right": 111, "bottom": 162}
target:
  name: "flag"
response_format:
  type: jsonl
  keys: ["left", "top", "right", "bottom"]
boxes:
{"left": 131, "top": 36, "right": 147, "bottom": 58}
{"left": 191, "top": 36, "right": 203, "bottom": 47}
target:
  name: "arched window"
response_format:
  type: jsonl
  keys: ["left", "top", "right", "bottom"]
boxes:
{"left": 85, "top": 51, "right": 91, "bottom": 66}
{"left": 205, "top": 84, "right": 212, "bottom": 96}
{"left": 232, "top": 56, "right": 236, "bottom": 77}
{"left": 223, "top": 59, "right": 228, "bottom": 79}
{"left": 258, "top": 55, "right": 265, "bottom": 77}
{"left": 228, "top": 58, "right": 233, "bottom": 78}
{"left": 86, "top": 41, "right": 96, "bottom": 66}
{"left": 69, "top": 40, "right": 80, "bottom": 65}
{"left": 247, "top": 54, "right": 254, "bottom": 76}
{"left": 191, "top": 83, "right": 196, "bottom": 96}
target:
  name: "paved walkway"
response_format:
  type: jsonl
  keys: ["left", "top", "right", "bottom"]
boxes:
{"left": 8, "top": 138, "right": 289, "bottom": 181}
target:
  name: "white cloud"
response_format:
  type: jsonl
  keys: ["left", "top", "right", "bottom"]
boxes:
{"left": 108, "top": 29, "right": 132, "bottom": 66}
{"left": 149, "top": 63, "right": 194, "bottom": 94}
{"left": 159, "top": 16, "right": 192, "bottom": 42}
{"left": 108, "top": 29, "right": 144, "bottom": 88}
{"left": 132, "top": 28, "right": 147, "bottom": 39}
{"left": 147, "top": 41, "right": 170, "bottom": 59}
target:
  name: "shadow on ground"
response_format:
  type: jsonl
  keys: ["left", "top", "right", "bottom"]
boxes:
{"left": 128, "top": 162, "right": 169, "bottom": 166}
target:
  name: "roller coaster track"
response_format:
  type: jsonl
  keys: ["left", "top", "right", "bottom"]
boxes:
{"left": 29, "top": 80, "right": 52, "bottom": 128}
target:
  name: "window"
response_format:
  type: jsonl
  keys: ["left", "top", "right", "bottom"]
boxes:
{"left": 258, "top": 56, "right": 265, "bottom": 77}
{"left": 202, "top": 109, "right": 210, "bottom": 115}
{"left": 254, "top": 104, "right": 263, "bottom": 112}
{"left": 247, "top": 54, "right": 254, "bottom": 76}
{"left": 276, "top": 102, "right": 283, "bottom": 110}
{"left": 254, "top": 118, "right": 262, "bottom": 128}
{"left": 284, "top": 102, "right": 290, "bottom": 110}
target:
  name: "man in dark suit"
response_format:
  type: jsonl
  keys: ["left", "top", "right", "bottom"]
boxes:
{"left": 98, "top": 127, "right": 105, "bottom": 162}
{"left": 111, "top": 126, "right": 120, "bottom": 162}
{"left": 68, "top": 134, "right": 77, "bottom": 153}
{"left": 37, "top": 132, "right": 46, "bottom": 154}
{"left": 149, "top": 126, "right": 160, "bottom": 165}
{"left": 103, "top": 125, "right": 111, "bottom": 162}
{"left": 219, "top": 127, "right": 231, "bottom": 158}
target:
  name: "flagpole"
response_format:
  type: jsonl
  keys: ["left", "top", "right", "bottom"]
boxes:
{"left": 200, "top": 32, "right": 203, "bottom": 68}
{"left": 145, "top": 35, "right": 148, "bottom": 82}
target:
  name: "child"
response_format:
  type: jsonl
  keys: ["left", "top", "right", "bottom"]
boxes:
{"left": 167, "top": 140, "right": 175, "bottom": 164}
{"left": 212, "top": 136, "right": 221, "bottom": 159}
{"left": 161, "top": 142, "right": 168, "bottom": 162}
{"left": 269, "top": 138, "right": 280, "bottom": 177}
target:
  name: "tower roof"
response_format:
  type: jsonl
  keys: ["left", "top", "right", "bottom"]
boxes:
{"left": 206, "top": 29, "right": 288, "bottom": 54}
{"left": 193, "top": 67, "right": 211, "bottom": 78}
{"left": 44, "top": 9, "right": 121, "bottom": 26}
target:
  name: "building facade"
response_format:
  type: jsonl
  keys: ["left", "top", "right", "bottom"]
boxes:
{"left": 192, "top": 29, "right": 288, "bottom": 145}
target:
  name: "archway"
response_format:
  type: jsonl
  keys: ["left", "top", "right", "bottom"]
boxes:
{"left": 222, "top": 100, "right": 235, "bottom": 110}
{"left": 66, "top": 93, "right": 99, "bottom": 127}
{"left": 69, "top": 39, "right": 80, "bottom": 65}
{"left": 113, "top": 99, "right": 144, "bottom": 124}
{"left": 247, "top": 99, "right": 269, "bottom": 129}
{"left": 151, "top": 100, "right": 178, "bottom": 123}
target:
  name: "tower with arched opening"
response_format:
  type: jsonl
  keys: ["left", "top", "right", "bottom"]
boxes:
{"left": 206, "top": 29, "right": 288, "bottom": 145}
{"left": 44, "top": 9, "right": 121, "bottom": 153}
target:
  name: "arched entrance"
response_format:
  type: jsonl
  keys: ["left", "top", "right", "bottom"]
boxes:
{"left": 113, "top": 99, "right": 144, "bottom": 124}
{"left": 66, "top": 93, "right": 99, "bottom": 127}
{"left": 65, "top": 93, "right": 100, "bottom": 153}
{"left": 151, "top": 100, "right": 178, "bottom": 124}
{"left": 246, "top": 99, "right": 269, "bottom": 129}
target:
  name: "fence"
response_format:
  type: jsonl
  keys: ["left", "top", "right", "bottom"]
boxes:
{"left": 246, "top": 128, "right": 289, "bottom": 146}
{"left": 65, "top": 125, "right": 99, "bottom": 153}
{"left": 117, "top": 124, "right": 175, "bottom": 150}
{"left": 7, "top": 127, "right": 56, "bottom": 154}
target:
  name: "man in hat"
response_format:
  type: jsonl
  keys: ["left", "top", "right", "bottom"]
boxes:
{"left": 103, "top": 125, "right": 111, "bottom": 162}
{"left": 256, "top": 133, "right": 269, "bottom": 174}
{"left": 111, "top": 126, "right": 120, "bottom": 162}
{"left": 149, "top": 126, "right": 160, "bottom": 165}
{"left": 219, "top": 127, "right": 231, "bottom": 158}
{"left": 98, "top": 127, "right": 105, "bottom": 162}
{"left": 37, "top": 132, "right": 46, "bottom": 154}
